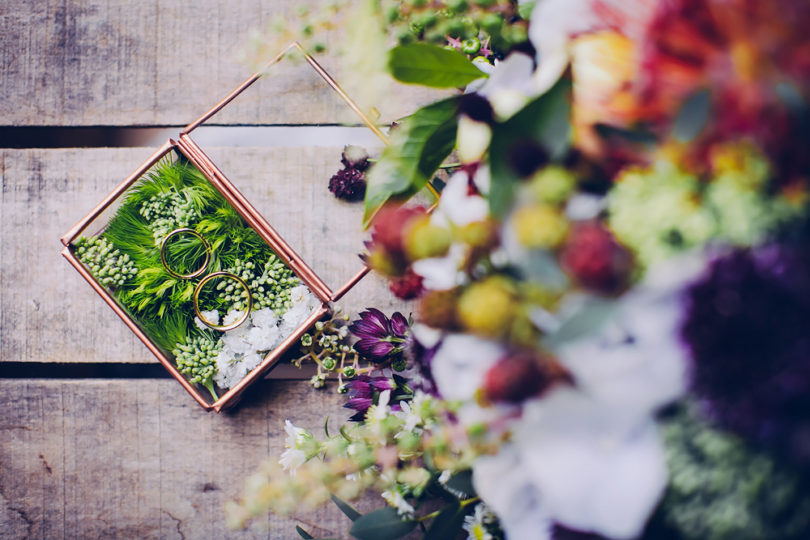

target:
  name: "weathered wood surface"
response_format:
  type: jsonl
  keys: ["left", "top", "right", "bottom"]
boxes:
{"left": 0, "top": 0, "right": 446, "bottom": 126}
{"left": 0, "top": 379, "right": 388, "bottom": 540}
{"left": 0, "top": 147, "right": 412, "bottom": 365}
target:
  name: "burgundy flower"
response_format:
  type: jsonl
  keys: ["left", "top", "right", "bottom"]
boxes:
{"left": 388, "top": 269, "right": 425, "bottom": 300}
{"left": 328, "top": 167, "right": 366, "bottom": 202}
{"left": 341, "top": 145, "right": 370, "bottom": 171}
{"left": 349, "top": 308, "right": 410, "bottom": 363}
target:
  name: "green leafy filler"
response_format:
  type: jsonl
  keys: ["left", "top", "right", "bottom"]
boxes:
{"left": 72, "top": 156, "right": 303, "bottom": 401}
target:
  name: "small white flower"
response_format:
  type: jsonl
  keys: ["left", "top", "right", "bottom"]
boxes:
{"left": 279, "top": 420, "right": 310, "bottom": 474}
{"left": 381, "top": 489, "right": 415, "bottom": 517}
{"left": 463, "top": 503, "right": 497, "bottom": 540}
{"left": 477, "top": 52, "right": 537, "bottom": 120}
{"left": 438, "top": 470, "right": 452, "bottom": 485}
{"left": 222, "top": 309, "right": 246, "bottom": 326}
{"left": 194, "top": 309, "right": 220, "bottom": 330}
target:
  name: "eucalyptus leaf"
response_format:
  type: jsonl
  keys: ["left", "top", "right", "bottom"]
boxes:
{"left": 363, "top": 97, "right": 459, "bottom": 225}
{"left": 424, "top": 501, "right": 465, "bottom": 540}
{"left": 296, "top": 525, "right": 315, "bottom": 539}
{"left": 489, "top": 76, "right": 572, "bottom": 217}
{"left": 545, "top": 296, "right": 619, "bottom": 348}
{"left": 388, "top": 43, "right": 487, "bottom": 88}
{"left": 672, "top": 88, "right": 710, "bottom": 143}
{"left": 330, "top": 494, "right": 362, "bottom": 522}
{"left": 349, "top": 507, "right": 417, "bottom": 540}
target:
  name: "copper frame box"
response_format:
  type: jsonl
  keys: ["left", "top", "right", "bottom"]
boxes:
{"left": 60, "top": 43, "right": 379, "bottom": 412}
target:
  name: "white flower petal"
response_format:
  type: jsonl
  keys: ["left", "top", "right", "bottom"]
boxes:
{"left": 431, "top": 334, "right": 503, "bottom": 401}
{"left": 473, "top": 446, "right": 552, "bottom": 540}
{"left": 514, "top": 389, "right": 667, "bottom": 539}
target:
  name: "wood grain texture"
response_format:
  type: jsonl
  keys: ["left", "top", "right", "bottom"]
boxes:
{"left": 0, "top": 379, "right": 390, "bottom": 540}
{"left": 0, "top": 147, "right": 414, "bottom": 365}
{"left": 0, "top": 0, "right": 447, "bottom": 127}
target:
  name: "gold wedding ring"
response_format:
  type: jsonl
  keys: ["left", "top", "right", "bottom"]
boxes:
{"left": 160, "top": 228, "right": 211, "bottom": 279}
{"left": 193, "top": 272, "right": 252, "bottom": 331}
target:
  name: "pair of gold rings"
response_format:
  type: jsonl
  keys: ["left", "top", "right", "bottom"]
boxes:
{"left": 159, "top": 228, "right": 252, "bottom": 331}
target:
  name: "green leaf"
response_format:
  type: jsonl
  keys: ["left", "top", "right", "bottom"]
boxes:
{"left": 488, "top": 76, "right": 572, "bottom": 217}
{"left": 388, "top": 43, "right": 487, "bottom": 88}
{"left": 349, "top": 507, "right": 417, "bottom": 540}
{"left": 441, "top": 470, "right": 476, "bottom": 498}
{"left": 363, "top": 98, "right": 459, "bottom": 225}
{"left": 672, "top": 88, "right": 710, "bottom": 143}
{"left": 330, "top": 494, "right": 362, "bottom": 522}
{"left": 296, "top": 525, "right": 315, "bottom": 539}
{"left": 545, "top": 296, "right": 618, "bottom": 348}
{"left": 424, "top": 501, "right": 466, "bottom": 540}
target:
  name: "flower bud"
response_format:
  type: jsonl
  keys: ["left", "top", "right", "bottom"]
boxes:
{"left": 457, "top": 277, "right": 517, "bottom": 338}
{"left": 404, "top": 215, "right": 451, "bottom": 260}
{"left": 512, "top": 204, "right": 570, "bottom": 249}
{"left": 530, "top": 165, "right": 577, "bottom": 205}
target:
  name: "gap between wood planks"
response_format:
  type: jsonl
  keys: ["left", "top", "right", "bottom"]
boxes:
{"left": 0, "top": 361, "right": 317, "bottom": 380}
{"left": 0, "top": 125, "right": 385, "bottom": 149}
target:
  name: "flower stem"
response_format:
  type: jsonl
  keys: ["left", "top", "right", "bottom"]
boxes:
{"left": 415, "top": 497, "right": 480, "bottom": 522}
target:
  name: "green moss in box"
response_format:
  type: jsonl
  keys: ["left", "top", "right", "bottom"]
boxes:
{"left": 73, "top": 156, "right": 321, "bottom": 401}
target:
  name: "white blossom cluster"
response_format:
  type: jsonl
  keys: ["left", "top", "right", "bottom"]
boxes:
{"left": 199, "top": 285, "right": 321, "bottom": 389}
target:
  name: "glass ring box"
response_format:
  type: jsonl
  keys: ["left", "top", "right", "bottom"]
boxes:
{"left": 60, "top": 43, "right": 380, "bottom": 411}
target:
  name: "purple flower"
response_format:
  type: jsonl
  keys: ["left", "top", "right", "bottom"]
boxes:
{"left": 349, "top": 308, "right": 409, "bottom": 363}
{"left": 682, "top": 236, "right": 810, "bottom": 467}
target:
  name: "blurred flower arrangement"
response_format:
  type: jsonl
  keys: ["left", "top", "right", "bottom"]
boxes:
{"left": 229, "top": 1, "right": 810, "bottom": 539}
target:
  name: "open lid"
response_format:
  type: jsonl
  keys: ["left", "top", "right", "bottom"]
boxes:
{"left": 179, "top": 42, "right": 386, "bottom": 304}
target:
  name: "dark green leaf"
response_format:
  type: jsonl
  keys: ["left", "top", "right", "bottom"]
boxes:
{"left": 424, "top": 501, "right": 466, "bottom": 540}
{"left": 330, "top": 494, "right": 362, "bottom": 522}
{"left": 296, "top": 525, "right": 315, "bottom": 539}
{"left": 388, "top": 43, "right": 487, "bottom": 88}
{"left": 672, "top": 88, "right": 710, "bottom": 143}
{"left": 594, "top": 123, "right": 658, "bottom": 146}
{"left": 364, "top": 98, "right": 459, "bottom": 225}
{"left": 489, "top": 76, "right": 572, "bottom": 217}
{"left": 324, "top": 416, "right": 330, "bottom": 438}
{"left": 441, "top": 470, "right": 476, "bottom": 498}
{"left": 349, "top": 507, "right": 417, "bottom": 540}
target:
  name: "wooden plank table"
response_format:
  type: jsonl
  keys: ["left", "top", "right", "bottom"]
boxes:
{"left": 1, "top": 2, "right": 438, "bottom": 538}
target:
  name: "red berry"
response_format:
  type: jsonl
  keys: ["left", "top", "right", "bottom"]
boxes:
{"left": 388, "top": 268, "right": 425, "bottom": 300}
{"left": 483, "top": 352, "right": 567, "bottom": 404}
{"left": 560, "top": 221, "right": 633, "bottom": 294}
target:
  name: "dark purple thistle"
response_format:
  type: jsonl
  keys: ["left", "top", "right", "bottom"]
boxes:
{"left": 349, "top": 308, "right": 409, "bottom": 363}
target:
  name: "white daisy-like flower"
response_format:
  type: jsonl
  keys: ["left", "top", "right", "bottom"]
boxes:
{"left": 463, "top": 503, "right": 497, "bottom": 540}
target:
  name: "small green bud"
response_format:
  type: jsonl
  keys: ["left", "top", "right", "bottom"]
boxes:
{"left": 461, "top": 36, "right": 480, "bottom": 54}
{"left": 392, "top": 358, "right": 407, "bottom": 372}
{"left": 342, "top": 366, "right": 357, "bottom": 378}
{"left": 322, "top": 357, "right": 337, "bottom": 371}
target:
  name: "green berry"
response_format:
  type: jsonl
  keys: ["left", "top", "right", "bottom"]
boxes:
{"left": 461, "top": 36, "right": 480, "bottom": 54}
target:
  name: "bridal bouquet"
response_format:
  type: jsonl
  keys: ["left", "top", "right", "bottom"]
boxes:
{"left": 229, "top": 1, "right": 810, "bottom": 538}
